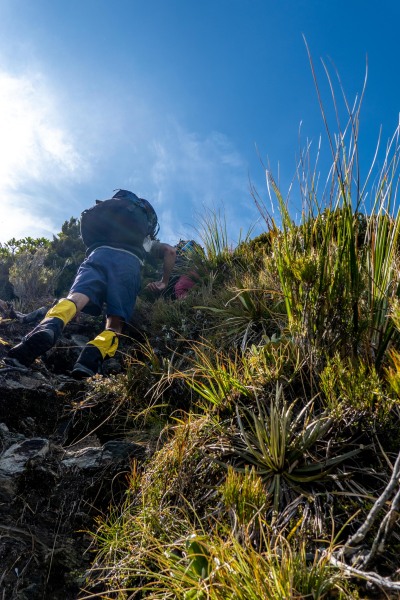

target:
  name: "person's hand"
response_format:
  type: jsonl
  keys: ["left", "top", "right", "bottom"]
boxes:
{"left": 146, "top": 280, "right": 167, "bottom": 293}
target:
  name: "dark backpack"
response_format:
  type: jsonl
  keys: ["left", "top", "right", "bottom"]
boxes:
{"left": 80, "top": 190, "right": 159, "bottom": 250}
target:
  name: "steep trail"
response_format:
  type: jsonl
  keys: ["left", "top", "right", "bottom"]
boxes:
{"left": 0, "top": 317, "right": 144, "bottom": 599}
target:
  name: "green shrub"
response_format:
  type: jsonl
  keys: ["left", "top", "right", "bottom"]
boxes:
{"left": 9, "top": 247, "right": 60, "bottom": 310}
{"left": 320, "top": 354, "right": 391, "bottom": 421}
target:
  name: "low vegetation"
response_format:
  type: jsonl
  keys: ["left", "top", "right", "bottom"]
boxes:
{"left": 3, "top": 59, "right": 400, "bottom": 598}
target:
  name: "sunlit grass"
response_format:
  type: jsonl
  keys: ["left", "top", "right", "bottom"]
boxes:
{"left": 82, "top": 53, "right": 400, "bottom": 599}
{"left": 85, "top": 516, "right": 355, "bottom": 600}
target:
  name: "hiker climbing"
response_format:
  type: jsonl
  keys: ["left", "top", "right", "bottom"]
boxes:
{"left": 160, "top": 239, "right": 203, "bottom": 300}
{"left": 173, "top": 240, "right": 203, "bottom": 299}
{"left": 6, "top": 189, "right": 176, "bottom": 378}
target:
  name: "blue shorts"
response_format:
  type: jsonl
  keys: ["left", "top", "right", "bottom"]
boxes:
{"left": 69, "top": 246, "right": 141, "bottom": 322}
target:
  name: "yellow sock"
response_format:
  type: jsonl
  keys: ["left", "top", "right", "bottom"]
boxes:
{"left": 44, "top": 298, "right": 77, "bottom": 326}
{"left": 88, "top": 329, "right": 119, "bottom": 359}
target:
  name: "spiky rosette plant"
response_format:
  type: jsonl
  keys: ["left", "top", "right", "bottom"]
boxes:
{"left": 227, "top": 384, "right": 362, "bottom": 515}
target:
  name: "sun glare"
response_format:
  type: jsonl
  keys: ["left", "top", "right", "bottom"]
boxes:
{"left": 0, "top": 70, "right": 84, "bottom": 241}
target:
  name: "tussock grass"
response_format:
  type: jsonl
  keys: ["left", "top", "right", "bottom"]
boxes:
{"left": 85, "top": 509, "right": 355, "bottom": 600}
{"left": 83, "top": 55, "right": 400, "bottom": 598}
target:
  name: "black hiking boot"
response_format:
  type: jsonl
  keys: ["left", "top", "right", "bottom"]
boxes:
{"left": 7, "top": 317, "right": 64, "bottom": 367}
{"left": 71, "top": 345, "right": 103, "bottom": 379}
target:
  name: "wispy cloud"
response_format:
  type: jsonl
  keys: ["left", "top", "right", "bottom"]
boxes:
{"left": 156, "top": 125, "right": 256, "bottom": 243}
{"left": 0, "top": 69, "right": 89, "bottom": 240}
{"left": 128, "top": 121, "right": 258, "bottom": 244}
{"left": 150, "top": 123, "right": 247, "bottom": 201}
{"left": 0, "top": 67, "right": 258, "bottom": 247}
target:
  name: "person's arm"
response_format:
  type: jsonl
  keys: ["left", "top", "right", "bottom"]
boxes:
{"left": 146, "top": 242, "right": 176, "bottom": 293}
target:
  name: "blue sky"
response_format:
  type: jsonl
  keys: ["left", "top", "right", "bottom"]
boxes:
{"left": 0, "top": 0, "right": 398, "bottom": 245}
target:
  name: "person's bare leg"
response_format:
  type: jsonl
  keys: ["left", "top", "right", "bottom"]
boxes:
{"left": 105, "top": 314, "right": 123, "bottom": 333}
{"left": 67, "top": 292, "right": 90, "bottom": 313}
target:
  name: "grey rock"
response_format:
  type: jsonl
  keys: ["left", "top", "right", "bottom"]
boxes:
{"left": 0, "top": 437, "right": 49, "bottom": 501}
{"left": 0, "top": 438, "right": 49, "bottom": 477}
{"left": 61, "top": 446, "right": 114, "bottom": 470}
{"left": 62, "top": 440, "right": 143, "bottom": 470}
{"left": 0, "top": 422, "right": 25, "bottom": 451}
{"left": 70, "top": 334, "right": 90, "bottom": 348}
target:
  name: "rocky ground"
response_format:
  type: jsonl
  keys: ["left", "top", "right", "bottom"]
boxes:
{"left": 0, "top": 315, "right": 145, "bottom": 599}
